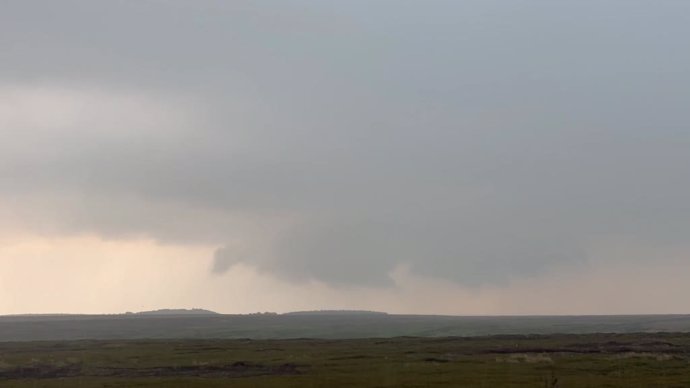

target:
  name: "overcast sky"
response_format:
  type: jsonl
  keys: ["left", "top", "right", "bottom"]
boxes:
{"left": 1, "top": 0, "right": 690, "bottom": 315}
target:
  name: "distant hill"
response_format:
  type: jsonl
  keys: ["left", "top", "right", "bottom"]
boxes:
{"left": 131, "top": 309, "right": 219, "bottom": 316}
{"left": 284, "top": 310, "right": 387, "bottom": 316}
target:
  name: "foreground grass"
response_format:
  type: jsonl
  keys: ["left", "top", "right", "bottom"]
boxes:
{"left": 2, "top": 333, "right": 690, "bottom": 387}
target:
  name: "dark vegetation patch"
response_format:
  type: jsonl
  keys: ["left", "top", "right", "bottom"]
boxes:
{"left": 0, "top": 361, "right": 301, "bottom": 380}
{"left": 423, "top": 357, "right": 450, "bottom": 363}
{"left": 482, "top": 339, "right": 687, "bottom": 355}
{"left": 328, "top": 354, "right": 375, "bottom": 360}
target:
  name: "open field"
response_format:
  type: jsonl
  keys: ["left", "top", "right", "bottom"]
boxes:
{"left": 2, "top": 334, "right": 690, "bottom": 387}
{"left": 4, "top": 314, "right": 690, "bottom": 341}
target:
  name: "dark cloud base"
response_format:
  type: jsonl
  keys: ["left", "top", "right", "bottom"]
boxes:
{"left": 2, "top": 0, "right": 690, "bottom": 286}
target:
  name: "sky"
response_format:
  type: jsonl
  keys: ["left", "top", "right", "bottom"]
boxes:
{"left": 1, "top": 0, "right": 690, "bottom": 315}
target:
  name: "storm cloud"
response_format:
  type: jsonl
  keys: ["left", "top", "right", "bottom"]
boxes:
{"left": 2, "top": 0, "right": 690, "bottom": 287}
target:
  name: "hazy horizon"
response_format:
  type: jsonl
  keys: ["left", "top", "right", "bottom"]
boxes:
{"left": 5, "top": 309, "right": 690, "bottom": 317}
{"left": 2, "top": 1, "right": 690, "bottom": 316}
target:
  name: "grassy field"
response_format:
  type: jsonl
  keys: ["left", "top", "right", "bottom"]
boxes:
{"left": 5, "top": 314, "right": 690, "bottom": 341}
{"left": 2, "top": 333, "right": 690, "bottom": 387}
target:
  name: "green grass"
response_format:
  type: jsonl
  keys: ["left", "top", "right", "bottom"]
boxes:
{"left": 2, "top": 334, "right": 690, "bottom": 387}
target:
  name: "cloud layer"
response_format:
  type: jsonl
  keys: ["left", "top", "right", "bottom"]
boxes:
{"left": 2, "top": 1, "right": 690, "bottom": 290}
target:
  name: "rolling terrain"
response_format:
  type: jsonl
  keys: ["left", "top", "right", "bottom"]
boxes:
{"left": 3, "top": 313, "right": 690, "bottom": 341}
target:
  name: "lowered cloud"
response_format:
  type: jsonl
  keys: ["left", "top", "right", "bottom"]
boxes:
{"left": 1, "top": 0, "right": 690, "bottom": 292}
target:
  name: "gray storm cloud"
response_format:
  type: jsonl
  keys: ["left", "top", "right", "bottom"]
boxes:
{"left": 2, "top": 1, "right": 690, "bottom": 286}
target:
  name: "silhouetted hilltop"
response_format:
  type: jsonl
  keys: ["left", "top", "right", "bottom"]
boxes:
{"left": 130, "top": 309, "right": 219, "bottom": 316}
